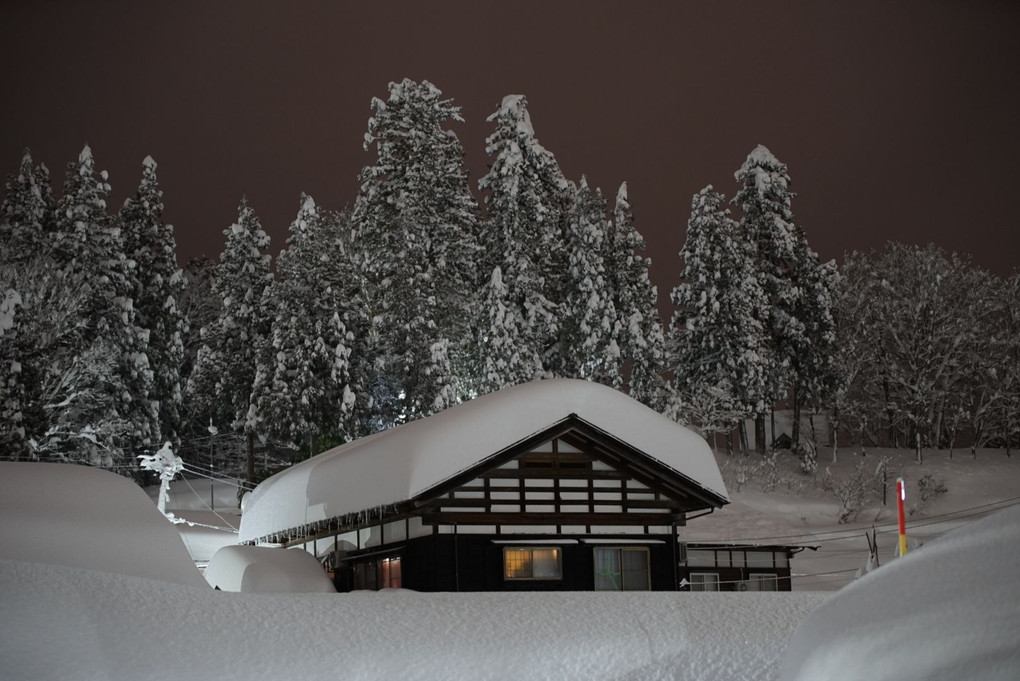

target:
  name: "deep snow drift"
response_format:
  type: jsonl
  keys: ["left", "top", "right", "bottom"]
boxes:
{"left": 0, "top": 462, "right": 206, "bottom": 587}
{"left": 780, "top": 502, "right": 1020, "bottom": 681}
{"left": 204, "top": 545, "right": 335, "bottom": 592}
{"left": 0, "top": 560, "right": 823, "bottom": 681}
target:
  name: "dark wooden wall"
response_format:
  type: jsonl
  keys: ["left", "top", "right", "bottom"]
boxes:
{"left": 340, "top": 533, "right": 681, "bottom": 592}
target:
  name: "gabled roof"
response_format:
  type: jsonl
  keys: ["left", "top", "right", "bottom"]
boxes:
{"left": 239, "top": 379, "right": 729, "bottom": 543}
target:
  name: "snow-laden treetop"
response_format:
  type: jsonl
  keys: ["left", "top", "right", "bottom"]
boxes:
{"left": 737, "top": 144, "right": 789, "bottom": 198}
{"left": 239, "top": 379, "right": 728, "bottom": 542}
{"left": 495, "top": 94, "right": 535, "bottom": 137}
{"left": 616, "top": 181, "right": 629, "bottom": 210}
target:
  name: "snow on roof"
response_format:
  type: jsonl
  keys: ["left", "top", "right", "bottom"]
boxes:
{"left": 780, "top": 504, "right": 1020, "bottom": 681}
{"left": 203, "top": 545, "right": 335, "bottom": 593}
{"left": 0, "top": 462, "right": 207, "bottom": 587}
{"left": 239, "top": 379, "right": 728, "bottom": 543}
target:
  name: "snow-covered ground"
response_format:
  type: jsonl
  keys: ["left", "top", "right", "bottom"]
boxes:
{"left": 780, "top": 502, "right": 1020, "bottom": 681}
{"left": 3, "top": 450, "right": 1019, "bottom": 681}
{"left": 1, "top": 558, "right": 824, "bottom": 681}
{"left": 691, "top": 446, "right": 1020, "bottom": 590}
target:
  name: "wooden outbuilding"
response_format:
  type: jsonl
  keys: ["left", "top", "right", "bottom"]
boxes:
{"left": 679, "top": 543, "right": 807, "bottom": 592}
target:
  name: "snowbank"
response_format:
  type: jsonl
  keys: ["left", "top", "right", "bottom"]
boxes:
{"left": 780, "top": 504, "right": 1020, "bottom": 681}
{"left": 204, "top": 545, "right": 335, "bottom": 593}
{"left": 241, "top": 379, "right": 727, "bottom": 542}
{"left": 0, "top": 462, "right": 207, "bottom": 587}
{"left": 0, "top": 558, "right": 823, "bottom": 681}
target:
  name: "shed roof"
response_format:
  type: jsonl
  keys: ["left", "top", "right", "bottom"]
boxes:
{"left": 239, "top": 379, "right": 729, "bottom": 543}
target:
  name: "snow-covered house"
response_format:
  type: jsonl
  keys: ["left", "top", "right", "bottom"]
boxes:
{"left": 239, "top": 379, "right": 731, "bottom": 592}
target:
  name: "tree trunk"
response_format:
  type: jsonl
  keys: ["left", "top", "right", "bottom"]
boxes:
{"left": 755, "top": 413, "right": 766, "bottom": 454}
{"left": 949, "top": 421, "right": 957, "bottom": 460}
{"left": 809, "top": 412, "right": 818, "bottom": 451}
{"left": 246, "top": 431, "right": 256, "bottom": 484}
{"left": 791, "top": 388, "right": 801, "bottom": 447}
{"left": 883, "top": 378, "right": 895, "bottom": 447}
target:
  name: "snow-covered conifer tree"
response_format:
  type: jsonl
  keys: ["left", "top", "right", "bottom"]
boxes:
{"left": 606, "top": 182, "right": 667, "bottom": 408}
{"left": 479, "top": 266, "right": 541, "bottom": 392}
{"left": 787, "top": 243, "right": 841, "bottom": 443}
{"left": 1, "top": 150, "right": 55, "bottom": 261}
{"left": 351, "top": 79, "right": 479, "bottom": 424}
{"left": 670, "top": 186, "right": 769, "bottom": 448}
{"left": 477, "top": 94, "right": 571, "bottom": 384}
{"left": 52, "top": 146, "right": 158, "bottom": 466}
{"left": 733, "top": 145, "right": 803, "bottom": 450}
{"left": 119, "top": 156, "right": 186, "bottom": 447}
{"left": 558, "top": 177, "right": 621, "bottom": 384}
{"left": 188, "top": 197, "right": 272, "bottom": 481}
{"left": 249, "top": 195, "right": 357, "bottom": 455}
{"left": 0, "top": 285, "right": 29, "bottom": 458}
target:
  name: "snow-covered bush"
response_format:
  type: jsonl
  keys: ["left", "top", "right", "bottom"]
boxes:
{"left": 822, "top": 459, "right": 874, "bottom": 524}
{"left": 909, "top": 472, "right": 948, "bottom": 516}
{"left": 724, "top": 450, "right": 795, "bottom": 494}
{"left": 795, "top": 442, "right": 818, "bottom": 475}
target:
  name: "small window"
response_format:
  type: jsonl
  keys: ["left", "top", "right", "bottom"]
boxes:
{"left": 594, "top": 547, "right": 650, "bottom": 591}
{"left": 686, "top": 550, "right": 716, "bottom": 567}
{"left": 504, "top": 547, "right": 562, "bottom": 580}
{"left": 690, "top": 572, "right": 720, "bottom": 592}
{"left": 749, "top": 573, "right": 778, "bottom": 591}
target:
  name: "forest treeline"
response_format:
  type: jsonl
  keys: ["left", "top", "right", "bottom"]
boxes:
{"left": 2, "top": 79, "right": 1018, "bottom": 480}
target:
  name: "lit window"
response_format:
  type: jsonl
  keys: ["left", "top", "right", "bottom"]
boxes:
{"left": 504, "top": 547, "right": 562, "bottom": 580}
{"left": 690, "top": 572, "right": 720, "bottom": 591}
{"left": 594, "top": 547, "right": 650, "bottom": 591}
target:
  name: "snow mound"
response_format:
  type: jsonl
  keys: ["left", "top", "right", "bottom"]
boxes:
{"left": 780, "top": 504, "right": 1020, "bottom": 681}
{"left": 0, "top": 462, "right": 207, "bottom": 587}
{"left": 0, "top": 558, "right": 823, "bottom": 681}
{"left": 240, "top": 379, "right": 727, "bottom": 543}
{"left": 204, "top": 545, "right": 335, "bottom": 593}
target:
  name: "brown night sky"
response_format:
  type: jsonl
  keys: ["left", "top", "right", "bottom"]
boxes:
{"left": 2, "top": 1, "right": 1019, "bottom": 297}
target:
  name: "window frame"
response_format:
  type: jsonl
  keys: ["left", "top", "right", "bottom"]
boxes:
{"left": 593, "top": 546, "right": 651, "bottom": 591}
{"left": 502, "top": 546, "right": 564, "bottom": 581}
{"left": 749, "top": 572, "right": 779, "bottom": 591}
{"left": 689, "top": 572, "right": 720, "bottom": 592}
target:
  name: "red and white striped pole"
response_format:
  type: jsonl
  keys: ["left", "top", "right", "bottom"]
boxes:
{"left": 896, "top": 477, "right": 908, "bottom": 557}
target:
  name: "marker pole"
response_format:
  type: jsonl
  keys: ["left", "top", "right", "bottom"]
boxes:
{"left": 896, "top": 477, "right": 907, "bottom": 557}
